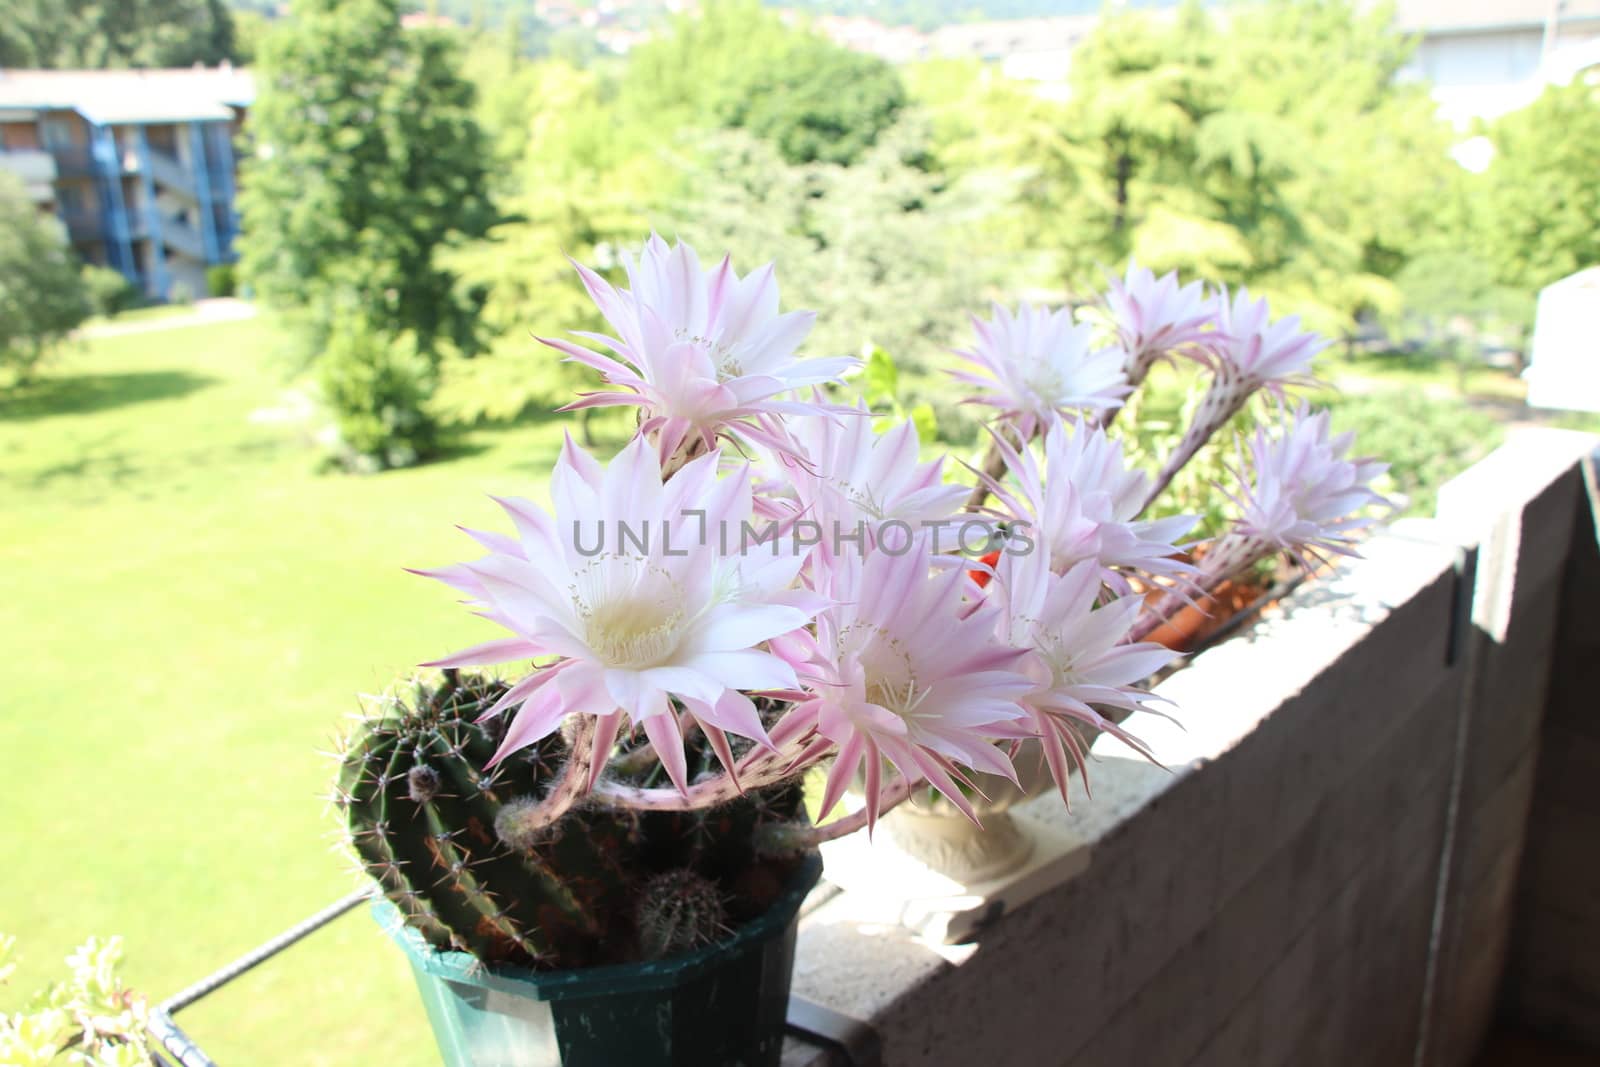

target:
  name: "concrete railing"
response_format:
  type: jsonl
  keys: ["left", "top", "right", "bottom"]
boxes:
{"left": 779, "top": 428, "right": 1600, "bottom": 1067}
{"left": 0, "top": 148, "right": 58, "bottom": 198}
{"left": 147, "top": 149, "right": 196, "bottom": 197}
{"left": 160, "top": 217, "right": 206, "bottom": 259}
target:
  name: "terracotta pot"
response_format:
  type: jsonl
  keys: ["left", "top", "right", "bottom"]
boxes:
{"left": 1144, "top": 577, "right": 1270, "bottom": 653}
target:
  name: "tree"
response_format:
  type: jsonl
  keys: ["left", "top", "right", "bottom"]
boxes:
{"left": 622, "top": 0, "right": 906, "bottom": 166}
{"left": 237, "top": 0, "right": 494, "bottom": 359}
{"left": 664, "top": 123, "right": 1002, "bottom": 428}
{"left": 1480, "top": 80, "right": 1600, "bottom": 295}
{"left": 439, "top": 60, "right": 656, "bottom": 428}
{"left": 0, "top": 174, "right": 90, "bottom": 385}
{"left": 0, "top": 0, "right": 235, "bottom": 69}
{"left": 1017, "top": 0, "right": 1453, "bottom": 333}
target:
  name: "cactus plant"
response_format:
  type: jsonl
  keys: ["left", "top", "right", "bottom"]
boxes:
{"left": 635, "top": 870, "right": 729, "bottom": 960}
{"left": 335, "top": 670, "right": 807, "bottom": 969}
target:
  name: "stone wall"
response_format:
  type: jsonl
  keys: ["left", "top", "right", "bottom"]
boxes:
{"left": 781, "top": 429, "right": 1600, "bottom": 1067}
{"left": 1502, "top": 457, "right": 1600, "bottom": 1050}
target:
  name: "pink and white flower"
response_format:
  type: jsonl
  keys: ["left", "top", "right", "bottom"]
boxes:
{"left": 989, "top": 551, "right": 1177, "bottom": 800}
{"left": 413, "top": 434, "right": 820, "bottom": 789}
{"left": 1206, "top": 287, "right": 1325, "bottom": 396}
{"left": 777, "top": 404, "right": 967, "bottom": 559}
{"left": 784, "top": 538, "right": 1035, "bottom": 826}
{"left": 987, "top": 418, "right": 1196, "bottom": 593}
{"left": 1221, "top": 404, "right": 1390, "bottom": 565}
{"left": 1103, "top": 260, "right": 1216, "bottom": 388}
{"left": 954, "top": 303, "right": 1131, "bottom": 439}
{"left": 544, "top": 235, "right": 856, "bottom": 463}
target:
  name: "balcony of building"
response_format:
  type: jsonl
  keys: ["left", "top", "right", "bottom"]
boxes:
{"left": 47, "top": 142, "right": 96, "bottom": 176}
{"left": 146, "top": 147, "right": 196, "bottom": 197}
{"left": 0, "top": 147, "right": 58, "bottom": 202}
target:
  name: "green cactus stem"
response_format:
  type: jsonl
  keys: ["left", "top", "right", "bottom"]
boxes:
{"left": 335, "top": 671, "right": 815, "bottom": 969}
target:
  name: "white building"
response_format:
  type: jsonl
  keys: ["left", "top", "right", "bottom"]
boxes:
{"left": 1394, "top": 0, "right": 1600, "bottom": 123}
{"left": 1526, "top": 267, "right": 1600, "bottom": 413}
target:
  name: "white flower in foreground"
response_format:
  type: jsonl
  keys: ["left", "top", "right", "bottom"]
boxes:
{"left": 544, "top": 234, "right": 855, "bottom": 462}
{"left": 987, "top": 418, "right": 1196, "bottom": 594}
{"left": 1223, "top": 404, "right": 1391, "bottom": 564}
{"left": 990, "top": 551, "right": 1177, "bottom": 800}
{"left": 1103, "top": 259, "right": 1216, "bottom": 387}
{"left": 954, "top": 303, "right": 1131, "bottom": 438}
{"left": 778, "top": 404, "right": 968, "bottom": 559}
{"left": 413, "top": 434, "right": 820, "bottom": 789}
{"left": 786, "top": 539, "right": 1035, "bottom": 826}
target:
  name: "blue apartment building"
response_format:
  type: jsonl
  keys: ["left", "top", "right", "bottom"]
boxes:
{"left": 0, "top": 66, "right": 254, "bottom": 300}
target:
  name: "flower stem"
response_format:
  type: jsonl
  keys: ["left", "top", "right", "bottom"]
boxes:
{"left": 590, "top": 745, "right": 811, "bottom": 811}
{"left": 760, "top": 774, "right": 918, "bottom": 851}
{"left": 1140, "top": 375, "right": 1251, "bottom": 517}
{"left": 513, "top": 715, "right": 599, "bottom": 832}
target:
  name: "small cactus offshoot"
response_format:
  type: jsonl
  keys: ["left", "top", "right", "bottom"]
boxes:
{"left": 636, "top": 870, "right": 729, "bottom": 960}
{"left": 335, "top": 671, "right": 808, "bottom": 969}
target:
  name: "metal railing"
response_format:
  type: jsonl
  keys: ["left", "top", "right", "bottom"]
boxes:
{"left": 146, "top": 888, "right": 375, "bottom": 1067}
{"left": 143, "top": 885, "right": 880, "bottom": 1066}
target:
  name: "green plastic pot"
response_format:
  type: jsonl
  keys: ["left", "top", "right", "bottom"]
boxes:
{"left": 374, "top": 854, "right": 823, "bottom": 1067}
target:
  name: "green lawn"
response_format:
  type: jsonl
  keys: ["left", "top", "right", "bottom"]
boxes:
{"left": 0, "top": 316, "right": 629, "bottom": 1065}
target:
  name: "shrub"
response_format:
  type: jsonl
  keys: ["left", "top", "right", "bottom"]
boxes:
{"left": 167, "top": 281, "right": 194, "bottom": 307}
{"left": 1, "top": 173, "right": 90, "bottom": 382}
{"left": 1321, "top": 388, "right": 1502, "bottom": 516}
{"left": 81, "top": 265, "right": 140, "bottom": 318}
{"left": 0, "top": 932, "right": 152, "bottom": 1067}
{"left": 205, "top": 262, "right": 236, "bottom": 298}
{"left": 318, "top": 319, "right": 442, "bottom": 472}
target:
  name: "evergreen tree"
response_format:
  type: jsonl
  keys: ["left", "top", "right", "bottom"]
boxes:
{"left": 1022, "top": 0, "right": 1452, "bottom": 332}
{"left": 237, "top": 0, "right": 494, "bottom": 359}
{"left": 0, "top": 0, "right": 236, "bottom": 69}
{"left": 623, "top": 0, "right": 906, "bottom": 166}
{"left": 1481, "top": 79, "right": 1600, "bottom": 294}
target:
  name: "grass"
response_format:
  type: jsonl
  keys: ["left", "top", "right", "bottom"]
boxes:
{"left": 80, "top": 302, "right": 208, "bottom": 331}
{"left": 0, "top": 315, "right": 631, "bottom": 1065}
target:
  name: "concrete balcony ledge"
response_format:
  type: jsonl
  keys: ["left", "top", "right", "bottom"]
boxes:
{"left": 780, "top": 428, "right": 1600, "bottom": 1067}
{"left": 0, "top": 148, "right": 58, "bottom": 200}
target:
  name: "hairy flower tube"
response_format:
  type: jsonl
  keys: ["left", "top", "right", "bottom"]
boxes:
{"left": 1144, "top": 287, "right": 1327, "bottom": 509}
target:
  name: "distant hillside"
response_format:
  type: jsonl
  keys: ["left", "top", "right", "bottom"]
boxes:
{"left": 775, "top": 0, "right": 1180, "bottom": 30}
{"left": 370, "top": 0, "right": 1184, "bottom": 35}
